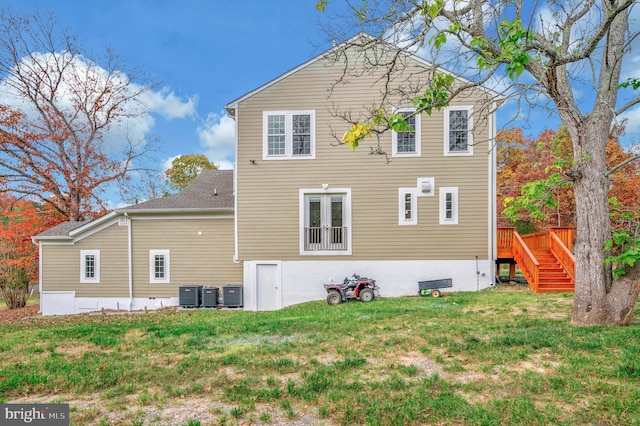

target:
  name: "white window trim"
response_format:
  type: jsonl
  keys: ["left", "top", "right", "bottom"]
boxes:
{"left": 439, "top": 187, "right": 459, "bottom": 225}
{"left": 80, "top": 250, "right": 100, "bottom": 284}
{"left": 392, "top": 108, "right": 421, "bottom": 157}
{"left": 149, "top": 249, "right": 171, "bottom": 283}
{"left": 299, "top": 187, "right": 352, "bottom": 256}
{"left": 263, "top": 110, "right": 316, "bottom": 160}
{"left": 444, "top": 106, "right": 473, "bottom": 156}
{"left": 398, "top": 188, "right": 418, "bottom": 225}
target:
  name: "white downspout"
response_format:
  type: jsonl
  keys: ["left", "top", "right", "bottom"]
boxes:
{"left": 125, "top": 213, "right": 133, "bottom": 310}
{"left": 489, "top": 101, "right": 498, "bottom": 287}
{"left": 38, "top": 241, "right": 43, "bottom": 313}
{"left": 232, "top": 107, "right": 239, "bottom": 263}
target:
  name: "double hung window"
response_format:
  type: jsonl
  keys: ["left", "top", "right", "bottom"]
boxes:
{"left": 392, "top": 108, "right": 421, "bottom": 157}
{"left": 264, "top": 111, "right": 315, "bottom": 159}
{"left": 445, "top": 106, "right": 473, "bottom": 155}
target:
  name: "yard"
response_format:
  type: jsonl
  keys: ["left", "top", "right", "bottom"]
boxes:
{"left": 1, "top": 286, "right": 638, "bottom": 425}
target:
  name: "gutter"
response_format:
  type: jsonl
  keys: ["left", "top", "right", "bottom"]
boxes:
{"left": 115, "top": 207, "right": 233, "bottom": 215}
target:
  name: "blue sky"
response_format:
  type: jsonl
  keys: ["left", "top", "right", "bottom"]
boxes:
{"left": 1, "top": 1, "right": 638, "bottom": 197}
{"left": 2, "top": 0, "right": 339, "bottom": 173}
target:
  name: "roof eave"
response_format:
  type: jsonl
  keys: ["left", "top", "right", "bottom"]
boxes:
{"left": 67, "top": 211, "right": 119, "bottom": 237}
{"left": 31, "top": 235, "right": 73, "bottom": 242}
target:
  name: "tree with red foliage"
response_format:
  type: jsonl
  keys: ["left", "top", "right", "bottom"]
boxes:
{"left": 497, "top": 128, "right": 575, "bottom": 230}
{"left": 498, "top": 126, "right": 640, "bottom": 233}
{"left": 0, "top": 9, "right": 158, "bottom": 221}
{"left": 0, "top": 197, "right": 64, "bottom": 308}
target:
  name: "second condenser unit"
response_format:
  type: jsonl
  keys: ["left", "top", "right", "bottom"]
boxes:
{"left": 201, "top": 287, "right": 219, "bottom": 308}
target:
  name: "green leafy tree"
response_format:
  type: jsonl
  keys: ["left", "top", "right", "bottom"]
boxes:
{"left": 320, "top": 1, "right": 640, "bottom": 325}
{"left": 165, "top": 154, "right": 217, "bottom": 192}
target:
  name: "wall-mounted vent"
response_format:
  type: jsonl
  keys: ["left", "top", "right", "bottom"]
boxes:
{"left": 416, "top": 177, "right": 435, "bottom": 197}
{"left": 179, "top": 285, "right": 203, "bottom": 308}
{"left": 223, "top": 286, "right": 243, "bottom": 307}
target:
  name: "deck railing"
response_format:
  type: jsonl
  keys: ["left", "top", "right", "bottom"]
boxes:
{"left": 550, "top": 227, "right": 573, "bottom": 252}
{"left": 521, "top": 231, "right": 550, "bottom": 251}
{"left": 512, "top": 231, "right": 540, "bottom": 292}
{"left": 497, "top": 227, "right": 515, "bottom": 258}
{"left": 304, "top": 227, "right": 348, "bottom": 251}
{"left": 550, "top": 230, "right": 575, "bottom": 281}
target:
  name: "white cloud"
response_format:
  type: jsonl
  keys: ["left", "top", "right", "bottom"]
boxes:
{"left": 197, "top": 112, "right": 236, "bottom": 169}
{"left": 161, "top": 155, "right": 181, "bottom": 171}
{"left": 0, "top": 52, "right": 196, "bottom": 153}
{"left": 141, "top": 87, "right": 198, "bottom": 119}
{"left": 619, "top": 106, "right": 640, "bottom": 136}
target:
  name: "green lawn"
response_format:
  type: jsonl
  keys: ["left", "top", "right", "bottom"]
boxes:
{"left": 1, "top": 287, "right": 639, "bottom": 425}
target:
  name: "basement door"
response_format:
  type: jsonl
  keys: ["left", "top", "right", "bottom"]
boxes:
{"left": 256, "top": 263, "right": 280, "bottom": 311}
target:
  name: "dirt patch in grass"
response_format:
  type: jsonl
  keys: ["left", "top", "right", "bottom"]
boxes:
{"left": 396, "top": 351, "right": 444, "bottom": 377}
{"left": 54, "top": 342, "right": 103, "bottom": 357}
{"left": 10, "top": 393, "right": 332, "bottom": 426}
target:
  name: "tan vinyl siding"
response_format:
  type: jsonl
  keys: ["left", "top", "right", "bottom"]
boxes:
{"left": 131, "top": 217, "right": 241, "bottom": 297}
{"left": 236, "top": 52, "right": 492, "bottom": 261}
{"left": 41, "top": 222, "right": 129, "bottom": 297}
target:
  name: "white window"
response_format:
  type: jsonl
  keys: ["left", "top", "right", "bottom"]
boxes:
{"left": 299, "top": 188, "right": 352, "bottom": 255}
{"left": 149, "top": 250, "right": 170, "bottom": 283}
{"left": 263, "top": 111, "right": 315, "bottom": 159}
{"left": 439, "top": 187, "right": 459, "bottom": 225}
{"left": 80, "top": 250, "right": 100, "bottom": 283}
{"left": 444, "top": 106, "right": 473, "bottom": 155}
{"left": 398, "top": 188, "right": 418, "bottom": 225}
{"left": 392, "top": 109, "right": 421, "bottom": 157}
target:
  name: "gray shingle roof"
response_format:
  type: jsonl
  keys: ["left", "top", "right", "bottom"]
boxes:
{"left": 121, "top": 169, "right": 234, "bottom": 211}
{"left": 34, "top": 170, "right": 234, "bottom": 239}
{"left": 35, "top": 220, "right": 88, "bottom": 238}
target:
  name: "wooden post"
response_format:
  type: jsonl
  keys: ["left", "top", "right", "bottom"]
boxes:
{"left": 509, "top": 263, "right": 516, "bottom": 279}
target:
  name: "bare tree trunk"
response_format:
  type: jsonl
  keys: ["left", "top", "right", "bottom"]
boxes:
{"left": 571, "top": 123, "right": 640, "bottom": 325}
{"left": 568, "top": 3, "right": 639, "bottom": 325}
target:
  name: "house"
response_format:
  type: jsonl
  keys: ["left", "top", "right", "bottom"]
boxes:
{"left": 32, "top": 170, "right": 242, "bottom": 315}
{"left": 34, "top": 34, "right": 501, "bottom": 315}
{"left": 225, "top": 34, "right": 500, "bottom": 311}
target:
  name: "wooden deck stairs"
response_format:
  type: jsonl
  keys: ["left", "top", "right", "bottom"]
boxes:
{"left": 497, "top": 228, "right": 575, "bottom": 293}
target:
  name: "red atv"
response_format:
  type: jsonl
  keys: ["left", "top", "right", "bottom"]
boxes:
{"left": 324, "top": 273, "right": 377, "bottom": 305}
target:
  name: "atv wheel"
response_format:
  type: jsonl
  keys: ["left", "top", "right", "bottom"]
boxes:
{"left": 431, "top": 289, "right": 441, "bottom": 298}
{"left": 327, "top": 291, "right": 342, "bottom": 305}
{"left": 359, "top": 288, "right": 374, "bottom": 302}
